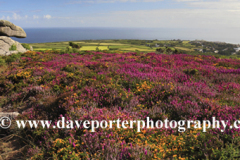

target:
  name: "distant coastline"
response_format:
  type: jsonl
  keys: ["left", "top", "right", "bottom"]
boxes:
{"left": 11, "top": 28, "right": 240, "bottom": 44}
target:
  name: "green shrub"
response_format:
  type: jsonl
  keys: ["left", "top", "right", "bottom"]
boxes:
{"left": 67, "top": 46, "right": 72, "bottom": 51}
{"left": 109, "top": 48, "right": 118, "bottom": 50}
{"left": 21, "top": 43, "right": 31, "bottom": 50}
{"left": 213, "top": 137, "right": 240, "bottom": 159}
{"left": 53, "top": 85, "right": 61, "bottom": 92}
{"left": 69, "top": 42, "right": 81, "bottom": 49}
{"left": 183, "top": 69, "right": 199, "bottom": 75}
{"left": 62, "top": 65, "right": 75, "bottom": 73}
{"left": 9, "top": 44, "right": 17, "bottom": 51}
{"left": 72, "top": 48, "right": 78, "bottom": 53}
{"left": 0, "top": 96, "right": 7, "bottom": 106}
{"left": 96, "top": 47, "right": 99, "bottom": 51}
{"left": 173, "top": 49, "right": 180, "bottom": 54}
{"left": 69, "top": 42, "right": 73, "bottom": 46}
{"left": 0, "top": 57, "right": 5, "bottom": 66}
{"left": 5, "top": 53, "right": 22, "bottom": 63}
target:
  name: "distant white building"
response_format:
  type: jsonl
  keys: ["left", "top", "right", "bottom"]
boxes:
{"left": 194, "top": 48, "right": 203, "bottom": 52}
{"left": 223, "top": 48, "right": 228, "bottom": 51}
{"left": 234, "top": 48, "right": 240, "bottom": 52}
{"left": 214, "top": 50, "right": 219, "bottom": 54}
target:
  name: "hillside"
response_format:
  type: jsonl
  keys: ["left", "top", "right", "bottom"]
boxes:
{"left": 29, "top": 39, "right": 240, "bottom": 58}
{"left": 1, "top": 50, "right": 240, "bottom": 159}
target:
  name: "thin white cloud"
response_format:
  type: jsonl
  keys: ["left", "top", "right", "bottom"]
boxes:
{"left": 44, "top": 15, "right": 52, "bottom": 19}
{"left": 176, "top": 0, "right": 240, "bottom": 10}
{"left": 12, "top": 12, "right": 21, "bottom": 20}
{"left": 2, "top": 12, "right": 25, "bottom": 20}
{"left": 30, "top": 9, "right": 42, "bottom": 13}
{"left": 33, "top": 15, "right": 39, "bottom": 19}
{"left": 175, "top": 0, "right": 200, "bottom": 2}
{"left": 75, "top": 8, "right": 240, "bottom": 28}
{"left": 68, "top": 0, "right": 163, "bottom": 4}
{"left": 55, "top": 16, "right": 73, "bottom": 19}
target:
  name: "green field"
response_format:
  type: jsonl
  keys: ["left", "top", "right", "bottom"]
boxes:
{"left": 26, "top": 39, "right": 240, "bottom": 59}
{"left": 81, "top": 46, "right": 109, "bottom": 50}
{"left": 175, "top": 47, "right": 194, "bottom": 51}
{"left": 29, "top": 40, "right": 194, "bottom": 53}
{"left": 30, "top": 41, "right": 154, "bottom": 52}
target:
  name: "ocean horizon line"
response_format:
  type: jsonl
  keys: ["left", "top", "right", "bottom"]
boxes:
{"left": 11, "top": 28, "right": 240, "bottom": 44}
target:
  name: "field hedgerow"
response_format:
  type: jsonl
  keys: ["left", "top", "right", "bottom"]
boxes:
{"left": 1, "top": 50, "right": 240, "bottom": 159}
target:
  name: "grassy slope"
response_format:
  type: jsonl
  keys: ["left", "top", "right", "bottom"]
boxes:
{"left": 26, "top": 39, "right": 240, "bottom": 59}
{"left": 29, "top": 40, "right": 192, "bottom": 53}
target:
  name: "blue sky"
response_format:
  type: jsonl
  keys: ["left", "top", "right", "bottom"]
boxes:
{"left": 0, "top": 0, "right": 240, "bottom": 29}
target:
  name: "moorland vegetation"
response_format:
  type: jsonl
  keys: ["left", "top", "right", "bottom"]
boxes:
{"left": 0, "top": 45, "right": 240, "bottom": 159}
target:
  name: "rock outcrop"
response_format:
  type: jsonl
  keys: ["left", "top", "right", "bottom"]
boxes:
{"left": 0, "top": 112, "right": 19, "bottom": 119}
{"left": 0, "top": 20, "right": 29, "bottom": 56}
{"left": 0, "top": 36, "right": 27, "bottom": 56}
{"left": 0, "top": 20, "right": 26, "bottom": 38}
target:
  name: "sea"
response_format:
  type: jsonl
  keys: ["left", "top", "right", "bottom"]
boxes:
{"left": 11, "top": 28, "right": 240, "bottom": 44}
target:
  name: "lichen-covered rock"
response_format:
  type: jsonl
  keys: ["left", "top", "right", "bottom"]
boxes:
{"left": 0, "top": 112, "right": 19, "bottom": 119}
{"left": 0, "top": 20, "right": 26, "bottom": 38}
{"left": 0, "top": 36, "right": 27, "bottom": 56}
